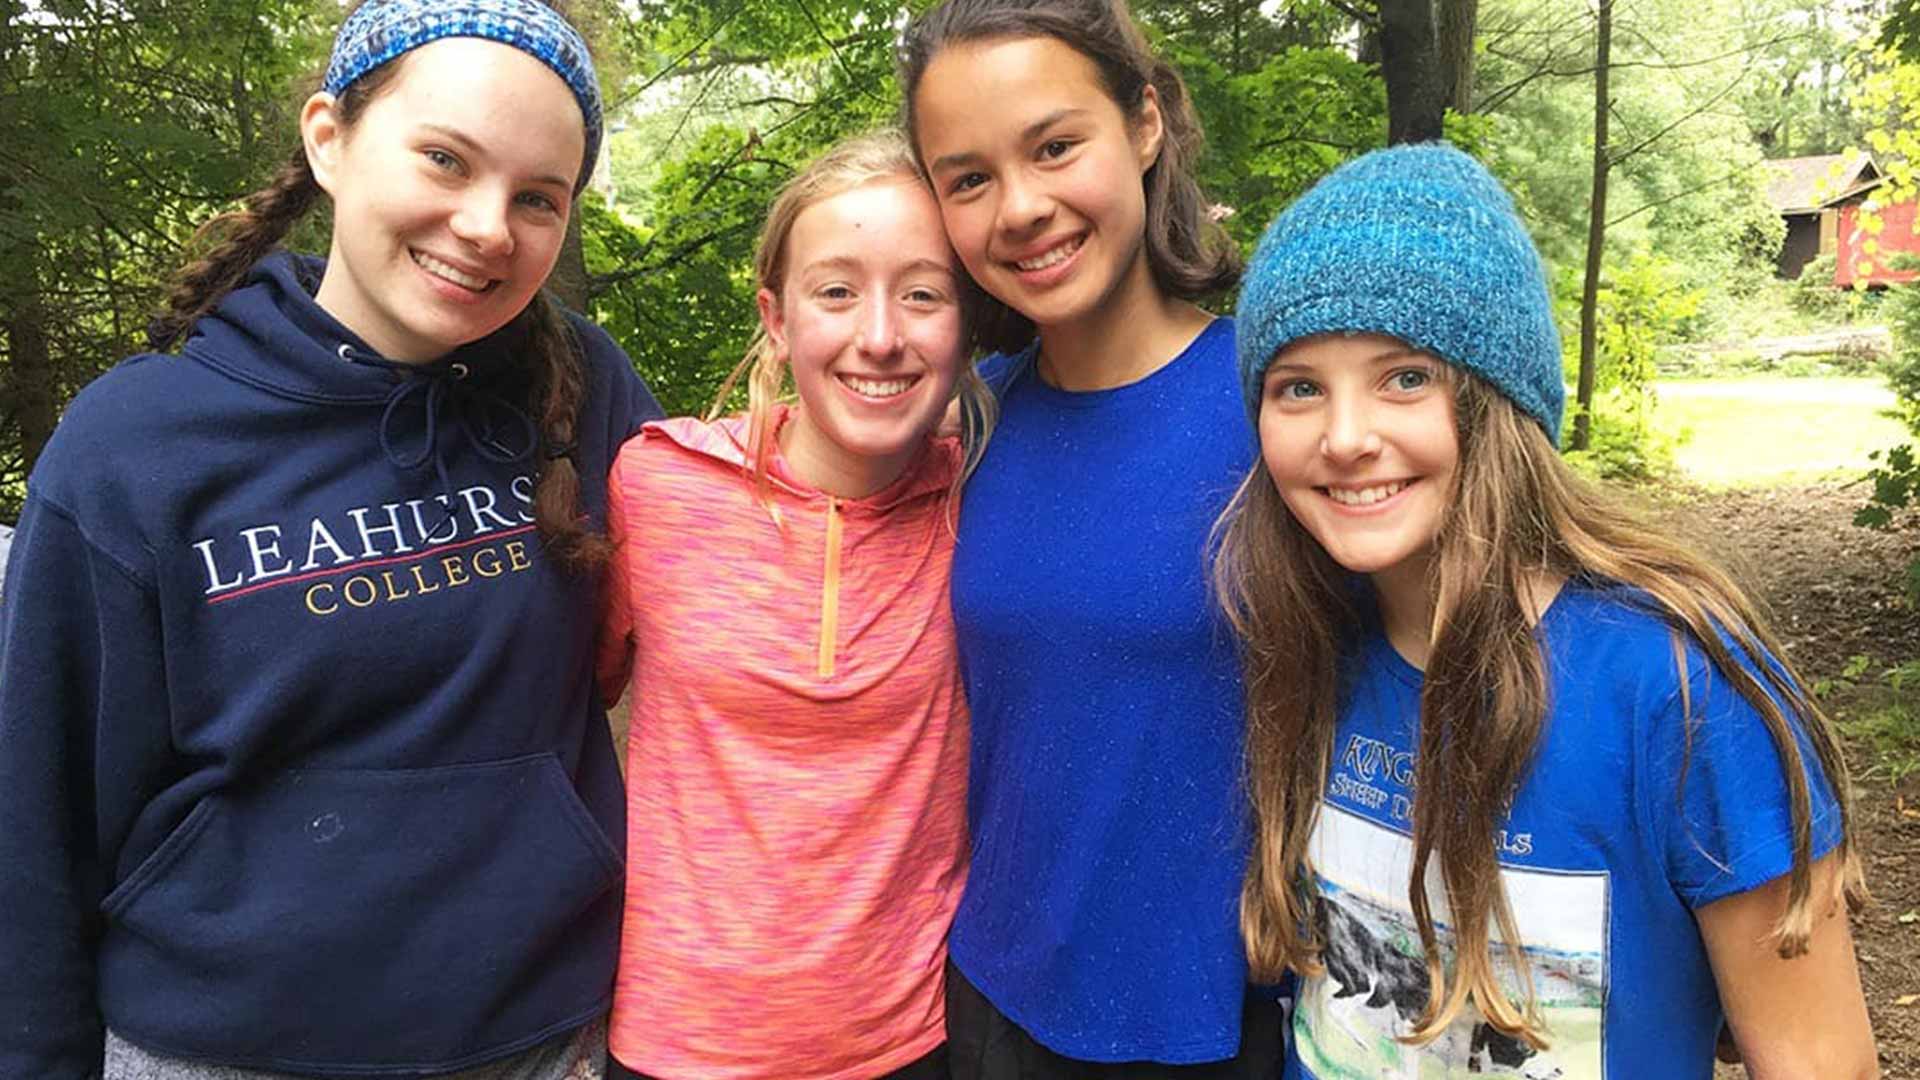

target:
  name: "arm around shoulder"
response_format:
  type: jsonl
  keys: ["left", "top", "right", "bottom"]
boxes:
{"left": 595, "top": 452, "right": 639, "bottom": 706}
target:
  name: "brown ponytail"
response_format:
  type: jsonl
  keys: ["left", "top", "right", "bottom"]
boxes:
{"left": 147, "top": 147, "right": 323, "bottom": 353}
{"left": 147, "top": 63, "right": 402, "bottom": 353}
{"left": 522, "top": 290, "right": 608, "bottom": 569}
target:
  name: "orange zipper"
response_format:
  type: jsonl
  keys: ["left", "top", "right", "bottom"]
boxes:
{"left": 817, "top": 496, "right": 842, "bottom": 678}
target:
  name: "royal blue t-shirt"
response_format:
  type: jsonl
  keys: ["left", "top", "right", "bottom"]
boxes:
{"left": 1287, "top": 583, "right": 1844, "bottom": 1079}
{"left": 949, "top": 318, "right": 1258, "bottom": 1063}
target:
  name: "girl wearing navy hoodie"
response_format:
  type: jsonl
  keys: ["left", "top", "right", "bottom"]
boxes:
{"left": 0, "top": 2, "right": 660, "bottom": 1077}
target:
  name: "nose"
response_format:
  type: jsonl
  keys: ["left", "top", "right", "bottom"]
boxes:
{"left": 450, "top": 192, "right": 513, "bottom": 259}
{"left": 996, "top": 170, "right": 1054, "bottom": 237}
{"left": 855, "top": 297, "right": 904, "bottom": 360}
{"left": 1321, "top": 394, "right": 1382, "bottom": 463}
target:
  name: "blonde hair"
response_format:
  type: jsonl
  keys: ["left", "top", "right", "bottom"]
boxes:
{"left": 1213, "top": 374, "right": 1863, "bottom": 1050}
{"left": 709, "top": 128, "right": 997, "bottom": 508}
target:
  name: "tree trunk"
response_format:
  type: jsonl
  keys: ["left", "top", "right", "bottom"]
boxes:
{"left": 6, "top": 281, "right": 57, "bottom": 476}
{"left": 1573, "top": 0, "right": 1612, "bottom": 453}
{"left": 1437, "top": 0, "right": 1478, "bottom": 115}
{"left": 1379, "top": 0, "right": 1446, "bottom": 144}
{"left": 549, "top": 210, "right": 590, "bottom": 312}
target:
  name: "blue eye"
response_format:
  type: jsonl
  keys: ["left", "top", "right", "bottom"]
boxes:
{"left": 1270, "top": 379, "right": 1319, "bottom": 401}
{"left": 1390, "top": 368, "right": 1431, "bottom": 392}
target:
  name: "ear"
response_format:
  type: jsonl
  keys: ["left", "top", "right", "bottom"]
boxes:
{"left": 1131, "top": 84, "right": 1166, "bottom": 175}
{"left": 756, "top": 287, "right": 788, "bottom": 358}
{"left": 301, "top": 91, "right": 346, "bottom": 197}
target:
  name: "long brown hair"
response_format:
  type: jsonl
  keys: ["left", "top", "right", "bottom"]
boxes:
{"left": 146, "top": 3, "right": 609, "bottom": 569}
{"left": 1213, "top": 373, "right": 1864, "bottom": 1049}
{"left": 898, "top": 0, "right": 1240, "bottom": 355}
{"left": 707, "top": 128, "right": 997, "bottom": 513}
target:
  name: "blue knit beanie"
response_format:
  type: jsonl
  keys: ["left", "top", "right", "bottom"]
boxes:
{"left": 1234, "top": 143, "right": 1564, "bottom": 442}
{"left": 324, "top": 0, "right": 602, "bottom": 193}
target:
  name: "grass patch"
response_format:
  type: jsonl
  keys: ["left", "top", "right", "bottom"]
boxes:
{"left": 1821, "top": 656, "right": 1920, "bottom": 785}
{"left": 1650, "top": 376, "right": 1914, "bottom": 486}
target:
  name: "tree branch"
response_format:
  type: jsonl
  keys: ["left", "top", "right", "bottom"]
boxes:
{"left": 1606, "top": 166, "right": 1752, "bottom": 227}
{"left": 1608, "top": 66, "right": 1746, "bottom": 167}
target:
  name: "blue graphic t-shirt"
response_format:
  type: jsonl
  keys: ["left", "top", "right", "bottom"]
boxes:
{"left": 1287, "top": 583, "right": 1843, "bottom": 1080}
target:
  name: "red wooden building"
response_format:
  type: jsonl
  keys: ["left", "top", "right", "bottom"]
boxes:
{"left": 1766, "top": 151, "right": 1920, "bottom": 287}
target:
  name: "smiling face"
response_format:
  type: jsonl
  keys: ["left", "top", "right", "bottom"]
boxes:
{"left": 760, "top": 176, "right": 968, "bottom": 499}
{"left": 1258, "top": 333, "right": 1460, "bottom": 586}
{"left": 911, "top": 35, "right": 1163, "bottom": 338}
{"left": 304, "top": 37, "right": 585, "bottom": 362}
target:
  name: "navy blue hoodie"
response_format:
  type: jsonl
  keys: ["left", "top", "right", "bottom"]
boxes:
{"left": 0, "top": 253, "right": 662, "bottom": 1078}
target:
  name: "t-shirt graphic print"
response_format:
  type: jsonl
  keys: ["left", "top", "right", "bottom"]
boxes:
{"left": 1297, "top": 800, "right": 1606, "bottom": 1080}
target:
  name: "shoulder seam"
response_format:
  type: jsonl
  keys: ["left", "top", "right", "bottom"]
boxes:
{"left": 27, "top": 488, "right": 157, "bottom": 591}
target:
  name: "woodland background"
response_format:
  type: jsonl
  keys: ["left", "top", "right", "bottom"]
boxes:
{"left": 0, "top": 0, "right": 1907, "bottom": 494}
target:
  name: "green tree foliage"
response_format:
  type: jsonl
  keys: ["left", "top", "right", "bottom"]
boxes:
{"left": 1738, "top": 0, "right": 1880, "bottom": 156}
{"left": 1477, "top": 0, "right": 1786, "bottom": 293}
{"left": 579, "top": 0, "right": 904, "bottom": 417}
{"left": 1846, "top": 3, "right": 1920, "bottom": 568}
{"left": 1470, "top": 0, "right": 1811, "bottom": 463}
{"left": 0, "top": 0, "right": 335, "bottom": 517}
{"left": 6, "top": 0, "right": 1889, "bottom": 505}
{"left": 1559, "top": 255, "right": 1700, "bottom": 480}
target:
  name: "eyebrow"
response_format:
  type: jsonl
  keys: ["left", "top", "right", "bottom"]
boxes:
{"left": 1267, "top": 346, "right": 1430, "bottom": 374}
{"left": 798, "top": 255, "right": 956, "bottom": 278}
{"left": 927, "top": 107, "right": 1090, "bottom": 173}
{"left": 418, "top": 123, "right": 573, "bottom": 191}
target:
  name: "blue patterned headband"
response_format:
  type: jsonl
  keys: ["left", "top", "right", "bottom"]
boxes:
{"left": 323, "top": 0, "right": 603, "bottom": 193}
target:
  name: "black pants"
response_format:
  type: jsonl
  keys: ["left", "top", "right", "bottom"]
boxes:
{"left": 606, "top": 1043, "right": 950, "bottom": 1080}
{"left": 944, "top": 963, "right": 1284, "bottom": 1080}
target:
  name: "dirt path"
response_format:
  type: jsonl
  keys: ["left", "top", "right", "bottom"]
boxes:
{"left": 1651, "top": 482, "right": 1919, "bottom": 1077}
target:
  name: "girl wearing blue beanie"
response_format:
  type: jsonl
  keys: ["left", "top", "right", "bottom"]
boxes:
{"left": 899, "top": 1, "right": 1279, "bottom": 1075}
{"left": 1216, "top": 143, "right": 1876, "bottom": 1078}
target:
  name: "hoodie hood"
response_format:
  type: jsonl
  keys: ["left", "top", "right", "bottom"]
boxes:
{"left": 182, "top": 251, "right": 532, "bottom": 406}
{"left": 646, "top": 405, "right": 960, "bottom": 514}
{"left": 182, "top": 251, "right": 541, "bottom": 496}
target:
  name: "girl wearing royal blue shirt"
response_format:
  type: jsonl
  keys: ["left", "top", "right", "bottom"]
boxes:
{"left": 900, "top": 1, "right": 1279, "bottom": 1075}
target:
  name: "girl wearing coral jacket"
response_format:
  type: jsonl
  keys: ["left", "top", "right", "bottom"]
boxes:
{"left": 598, "top": 130, "right": 994, "bottom": 1080}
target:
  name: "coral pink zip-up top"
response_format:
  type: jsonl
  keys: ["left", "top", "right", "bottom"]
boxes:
{"left": 598, "top": 411, "right": 969, "bottom": 1080}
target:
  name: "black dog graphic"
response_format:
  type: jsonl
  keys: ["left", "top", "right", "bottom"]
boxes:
{"left": 1314, "top": 894, "right": 1546, "bottom": 1075}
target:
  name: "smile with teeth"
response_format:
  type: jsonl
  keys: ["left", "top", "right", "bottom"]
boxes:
{"left": 838, "top": 373, "right": 920, "bottom": 398}
{"left": 1014, "top": 235, "right": 1083, "bottom": 272}
{"left": 413, "top": 250, "right": 495, "bottom": 293}
{"left": 1324, "top": 480, "right": 1411, "bottom": 507}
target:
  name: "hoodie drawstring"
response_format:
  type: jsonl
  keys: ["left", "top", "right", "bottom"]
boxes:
{"left": 338, "top": 344, "right": 538, "bottom": 530}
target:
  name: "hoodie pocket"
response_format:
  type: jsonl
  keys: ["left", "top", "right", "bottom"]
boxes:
{"left": 98, "top": 753, "right": 624, "bottom": 1073}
